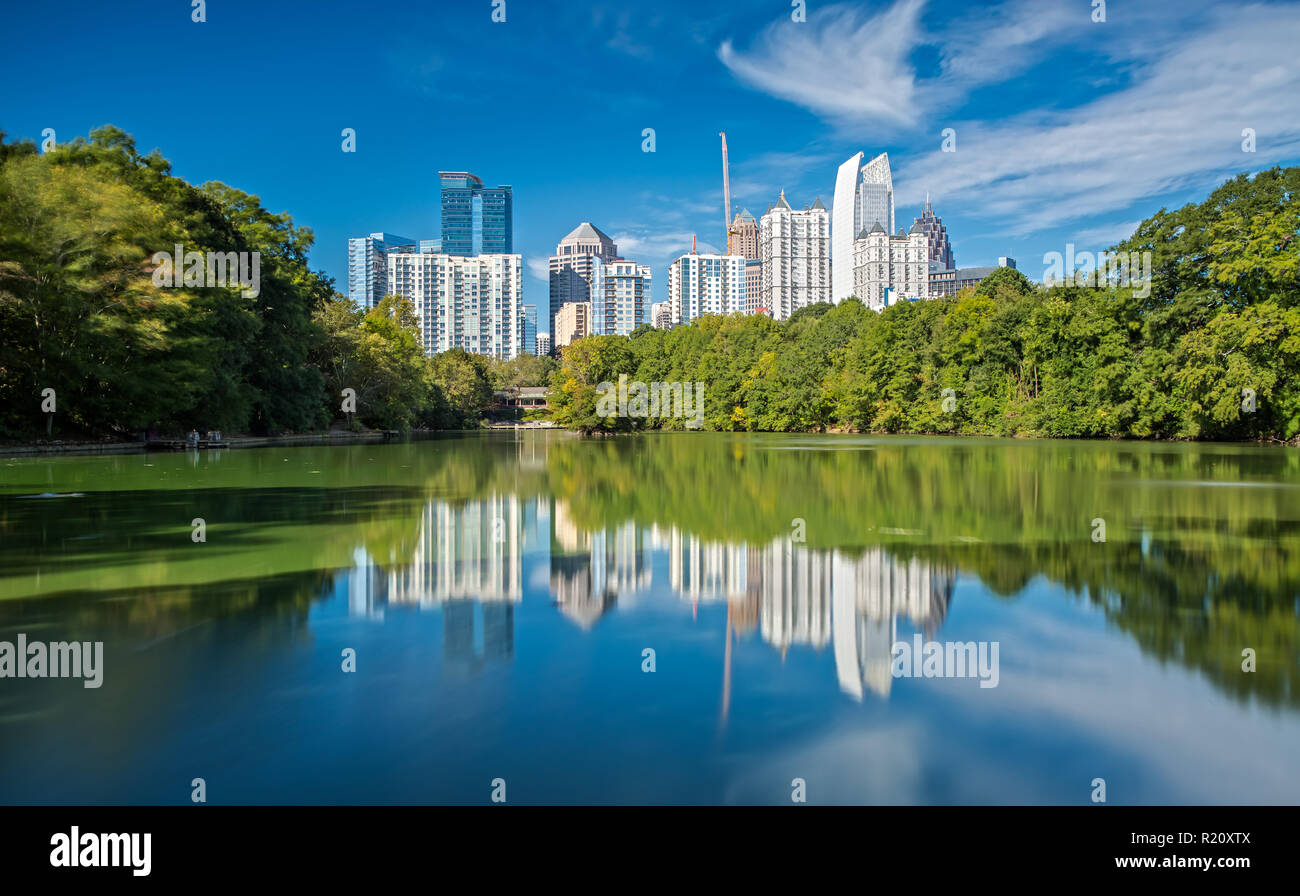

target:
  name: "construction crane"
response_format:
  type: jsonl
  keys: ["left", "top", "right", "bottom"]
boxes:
{"left": 719, "top": 132, "right": 736, "bottom": 253}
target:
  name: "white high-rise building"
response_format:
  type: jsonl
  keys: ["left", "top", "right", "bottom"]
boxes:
{"left": 387, "top": 252, "right": 524, "bottom": 360}
{"left": 651, "top": 301, "right": 673, "bottom": 330}
{"left": 851, "top": 222, "right": 929, "bottom": 311}
{"left": 590, "top": 258, "right": 652, "bottom": 336}
{"left": 832, "top": 152, "right": 896, "bottom": 304}
{"left": 831, "top": 153, "right": 863, "bottom": 304}
{"left": 759, "top": 191, "right": 830, "bottom": 320}
{"left": 667, "top": 253, "right": 748, "bottom": 324}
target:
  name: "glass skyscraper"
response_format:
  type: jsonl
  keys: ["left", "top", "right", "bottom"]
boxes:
{"left": 347, "top": 232, "right": 416, "bottom": 308}
{"left": 439, "top": 171, "right": 513, "bottom": 256}
{"left": 522, "top": 305, "right": 537, "bottom": 355}
{"left": 856, "top": 153, "right": 895, "bottom": 236}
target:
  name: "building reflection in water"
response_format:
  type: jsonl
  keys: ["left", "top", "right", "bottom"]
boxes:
{"left": 550, "top": 500, "right": 651, "bottom": 629}
{"left": 666, "top": 529, "right": 954, "bottom": 701}
{"left": 346, "top": 494, "right": 524, "bottom": 666}
{"left": 342, "top": 492, "right": 952, "bottom": 698}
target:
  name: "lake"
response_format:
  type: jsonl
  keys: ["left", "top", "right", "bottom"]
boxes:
{"left": 1, "top": 431, "right": 1297, "bottom": 804}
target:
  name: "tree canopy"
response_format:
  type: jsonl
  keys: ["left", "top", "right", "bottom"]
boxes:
{"left": 0, "top": 126, "right": 494, "bottom": 438}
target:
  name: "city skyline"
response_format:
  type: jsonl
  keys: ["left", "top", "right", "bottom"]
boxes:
{"left": 6, "top": 0, "right": 1296, "bottom": 335}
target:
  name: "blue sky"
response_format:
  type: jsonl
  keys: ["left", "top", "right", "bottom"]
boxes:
{"left": 3, "top": 0, "right": 1299, "bottom": 334}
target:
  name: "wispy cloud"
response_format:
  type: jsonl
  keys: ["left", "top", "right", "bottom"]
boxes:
{"left": 718, "top": 0, "right": 1299, "bottom": 235}
{"left": 719, "top": 0, "right": 928, "bottom": 128}
{"left": 718, "top": 0, "right": 1086, "bottom": 132}
{"left": 898, "top": 4, "right": 1300, "bottom": 232}
{"left": 526, "top": 256, "right": 550, "bottom": 281}
{"left": 1069, "top": 221, "right": 1143, "bottom": 248}
{"left": 614, "top": 230, "right": 720, "bottom": 261}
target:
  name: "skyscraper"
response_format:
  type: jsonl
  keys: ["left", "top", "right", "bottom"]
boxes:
{"left": 387, "top": 251, "right": 524, "bottom": 360}
{"left": 832, "top": 152, "right": 895, "bottom": 303}
{"left": 727, "top": 209, "right": 759, "bottom": 259}
{"left": 857, "top": 153, "right": 895, "bottom": 238}
{"left": 522, "top": 305, "right": 537, "bottom": 355}
{"left": 668, "top": 253, "right": 747, "bottom": 324}
{"left": 347, "top": 232, "right": 416, "bottom": 309}
{"left": 832, "top": 153, "right": 863, "bottom": 304}
{"left": 548, "top": 222, "right": 619, "bottom": 336}
{"left": 590, "top": 259, "right": 652, "bottom": 336}
{"left": 759, "top": 191, "right": 830, "bottom": 320}
{"left": 912, "top": 196, "right": 954, "bottom": 270}
{"left": 439, "top": 171, "right": 513, "bottom": 256}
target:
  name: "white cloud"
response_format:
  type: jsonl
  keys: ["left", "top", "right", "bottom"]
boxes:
{"left": 526, "top": 256, "right": 550, "bottom": 282}
{"left": 719, "top": 0, "right": 928, "bottom": 128}
{"left": 717, "top": 0, "right": 1299, "bottom": 235}
{"left": 898, "top": 4, "right": 1300, "bottom": 232}
{"left": 1069, "top": 221, "right": 1143, "bottom": 248}
{"left": 613, "top": 230, "right": 720, "bottom": 262}
{"left": 718, "top": 0, "right": 1088, "bottom": 132}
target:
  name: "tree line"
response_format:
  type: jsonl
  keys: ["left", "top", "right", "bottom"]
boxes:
{"left": 0, "top": 126, "right": 555, "bottom": 439}
{"left": 550, "top": 166, "right": 1300, "bottom": 441}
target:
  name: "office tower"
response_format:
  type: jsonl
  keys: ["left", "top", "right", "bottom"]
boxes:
{"left": 833, "top": 152, "right": 895, "bottom": 303}
{"left": 668, "top": 253, "right": 747, "bottom": 324}
{"left": 548, "top": 222, "right": 619, "bottom": 336}
{"left": 851, "top": 222, "right": 929, "bottom": 311}
{"left": 347, "top": 232, "right": 416, "bottom": 309}
{"left": 744, "top": 259, "right": 763, "bottom": 314}
{"left": 522, "top": 305, "right": 537, "bottom": 355}
{"left": 554, "top": 301, "right": 591, "bottom": 349}
{"left": 386, "top": 252, "right": 524, "bottom": 360}
{"left": 536, "top": 332, "right": 552, "bottom": 357}
{"left": 439, "top": 171, "right": 513, "bottom": 256}
{"left": 759, "top": 191, "right": 830, "bottom": 320}
{"left": 832, "top": 152, "right": 864, "bottom": 303}
{"left": 590, "top": 259, "right": 652, "bottom": 336}
{"left": 912, "top": 196, "right": 954, "bottom": 270}
{"left": 727, "top": 209, "right": 759, "bottom": 259}
{"left": 858, "top": 153, "right": 895, "bottom": 239}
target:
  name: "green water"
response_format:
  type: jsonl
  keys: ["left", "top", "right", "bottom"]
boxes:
{"left": 1, "top": 432, "right": 1297, "bottom": 804}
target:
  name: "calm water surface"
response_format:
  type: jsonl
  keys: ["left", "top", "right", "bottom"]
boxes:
{"left": 1, "top": 432, "right": 1297, "bottom": 804}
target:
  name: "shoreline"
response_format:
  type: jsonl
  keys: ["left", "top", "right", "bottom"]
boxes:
{"left": 2, "top": 425, "right": 1292, "bottom": 459}
{"left": 0, "top": 429, "right": 417, "bottom": 459}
